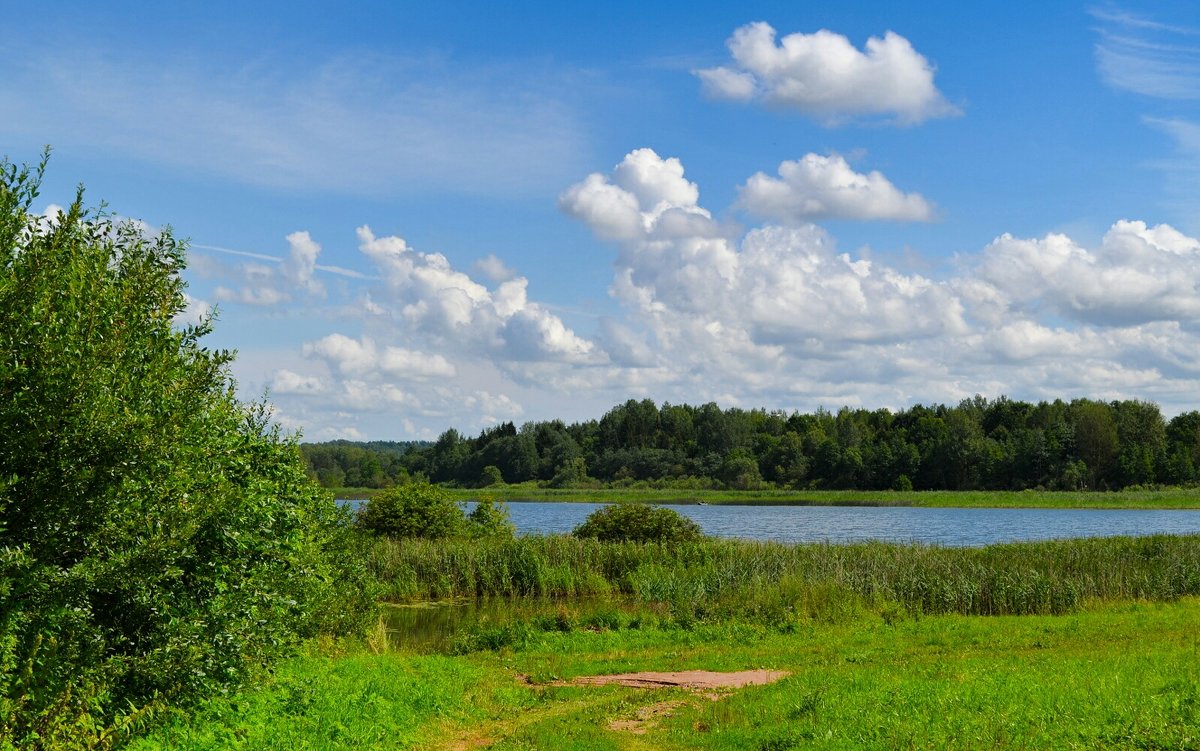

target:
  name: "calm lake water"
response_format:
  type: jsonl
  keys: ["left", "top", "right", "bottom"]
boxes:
{"left": 340, "top": 499, "right": 1200, "bottom": 547}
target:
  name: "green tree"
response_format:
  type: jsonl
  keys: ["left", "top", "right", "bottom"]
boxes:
{"left": 1071, "top": 400, "right": 1119, "bottom": 489}
{"left": 719, "top": 448, "right": 763, "bottom": 490}
{"left": 548, "top": 456, "right": 590, "bottom": 488}
{"left": 1112, "top": 400, "right": 1166, "bottom": 487}
{"left": 0, "top": 154, "right": 375, "bottom": 748}
{"left": 479, "top": 464, "right": 505, "bottom": 487}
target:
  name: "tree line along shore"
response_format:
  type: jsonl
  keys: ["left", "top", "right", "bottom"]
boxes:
{"left": 302, "top": 395, "right": 1200, "bottom": 497}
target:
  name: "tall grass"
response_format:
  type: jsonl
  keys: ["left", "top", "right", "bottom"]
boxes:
{"left": 368, "top": 534, "right": 1200, "bottom": 619}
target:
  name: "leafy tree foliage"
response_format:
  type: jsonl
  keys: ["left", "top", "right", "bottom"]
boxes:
{"left": 479, "top": 464, "right": 505, "bottom": 487}
{"left": 311, "top": 395, "right": 1200, "bottom": 493}
{"left": 0, "top": 155, "right": 375, "bottom": 749}
{"left": 572, "top": 503, "right": 703, "bottom": 543}
{"left": 300, "top": 439, "right": 426, "bottom": 488}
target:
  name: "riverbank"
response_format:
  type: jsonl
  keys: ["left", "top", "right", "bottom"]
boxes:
{"left": 132, "top": 596, "right": 1200, "bottom": 750}
{"left": 330, "top": 484, "right": 1200, "bottom": 509}
{"left": 129, "top": 532, "right": 1200, "bottom": 749}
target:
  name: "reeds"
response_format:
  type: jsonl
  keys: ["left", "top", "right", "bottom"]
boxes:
{"left": 367, "top": 534, "right": 1200, "bottom": 618}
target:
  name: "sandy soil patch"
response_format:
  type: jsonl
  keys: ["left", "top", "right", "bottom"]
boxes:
{"left": 568, "top": 669, "right": 790, "bottom": 691}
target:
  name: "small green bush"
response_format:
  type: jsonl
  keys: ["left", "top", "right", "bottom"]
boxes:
{"left": 572, "top": 503, "right": 703, "bottom": 543}
{"left": 356, "top": 482, "right": 466, "bottom": 538}
{"left": 466, "top": 497, "right": 515, "bottom": 539}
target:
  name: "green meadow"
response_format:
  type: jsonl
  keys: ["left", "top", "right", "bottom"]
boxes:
{"left": 133, "top": 534, "right": 1200, "bottom": 750}
{"left": 132, "top": 597, "right": 1200, "bottom": 751}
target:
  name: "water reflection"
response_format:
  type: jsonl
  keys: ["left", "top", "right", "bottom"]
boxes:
{"left": 382, "top": 597, "right": 655, "bottom": 652}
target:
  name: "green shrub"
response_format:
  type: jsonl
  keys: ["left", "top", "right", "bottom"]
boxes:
{"left": 479, "top": 465, "right": 504, "bottom": 487}
{"left": 356, "top": 482, "right": 466, "bottom": 538}
{"left": 572, "top": 503, "right": 703, "bottom": 543}
{"left": 0, "top": 154, "right": 376, "bottom": 749}
{"left": 466, "top": 497, "right": 515, "bottom": 539}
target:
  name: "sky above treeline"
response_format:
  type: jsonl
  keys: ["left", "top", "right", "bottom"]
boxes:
{"left": 5, "top": 1, "right": 1200, "bottom": 440}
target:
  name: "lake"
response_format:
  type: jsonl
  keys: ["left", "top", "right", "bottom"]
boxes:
{"left": 340, "top": 499, "right": 1200, "bottom": 547}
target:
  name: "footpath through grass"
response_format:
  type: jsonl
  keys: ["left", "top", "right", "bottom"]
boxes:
{"left": 133, "top": 597, "right": 1200, "bottom": 750}
{"left": 334, "top": 485, "right": 1200, "bottom": 509}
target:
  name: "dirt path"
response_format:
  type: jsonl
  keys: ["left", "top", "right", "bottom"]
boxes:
{"left": 434, "top": 669, "right": 790, "bottom": 749}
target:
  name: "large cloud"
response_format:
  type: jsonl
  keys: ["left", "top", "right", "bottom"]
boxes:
{"left": 970, "top": 220, "right": 1200, "bottom": 326}
{"left": 738, "top": 154, "right": 935, "bottom": 222}
{"left": 559, "top": 148, "right": 1200, "bottom": 416}
{"left": 242, "top": 225, "right": 604, "bottom": 437}
{"left": 695, "top": 22, "right": 959, "bottom": 124}
{"left": 564, "top": 149, "right": 958, "bottom": 343}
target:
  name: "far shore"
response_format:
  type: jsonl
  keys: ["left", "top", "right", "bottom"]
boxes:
{"left": 328, "top": 485, "right": 1200, "bottom": 510}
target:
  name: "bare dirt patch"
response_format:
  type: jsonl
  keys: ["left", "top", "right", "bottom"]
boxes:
{"left": 568, "top": 669, "right": 790, "bottom": 691}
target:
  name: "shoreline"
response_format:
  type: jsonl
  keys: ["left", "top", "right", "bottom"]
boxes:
{"left": 329, "top": 485, "right": 1200, "bottom": 509}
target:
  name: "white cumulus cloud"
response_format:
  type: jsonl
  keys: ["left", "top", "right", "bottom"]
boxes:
{"left": 971, "top": 219, "right": 1200, "bottom": 326}
{"left": 560, "top": 147, "right": 1200, "bottom": 418}
{"left": 354, "top": 226, "right": 597, "bottom": 363}
{"left": 207, "top": 148, "right": 1200, "bottom": 439}
{"left": 280, "top": 231, "right": 326, "bottom": 297}
{"left": 271, "top": 369, "right": 328, "bottom": 395}
{"left": 695, "top": 22, "right": 959, "bottom": 124}
{"left": 303, "top": 333, "right": 457, "bottom": 379}
{"left": 738, "top": 153, "right": 935, "bottom": 222}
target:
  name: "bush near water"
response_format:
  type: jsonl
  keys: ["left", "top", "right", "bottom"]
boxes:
{"left": 571, "top": 502, "right": 703, "bottom": 543}
{"left": 355, "top": 482, "right": 515, "bottom": 540}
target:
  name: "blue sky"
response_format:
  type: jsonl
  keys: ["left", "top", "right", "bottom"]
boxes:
{"left": 5, "top": 1, "right": 1200, "bottom": 439}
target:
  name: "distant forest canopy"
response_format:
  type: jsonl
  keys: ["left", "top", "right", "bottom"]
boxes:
{"left": 300, "top": 397, "right": 1200, "bottom": 492}
{"left": 302, "top": 440, "right": 430, "bottom": 488}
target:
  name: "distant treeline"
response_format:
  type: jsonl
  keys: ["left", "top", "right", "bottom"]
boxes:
{"left": 302, "top": 397, "right": 1200, "bottom": 492}
{"left": 302, "top": 439, "right": 430, "bottom": 488}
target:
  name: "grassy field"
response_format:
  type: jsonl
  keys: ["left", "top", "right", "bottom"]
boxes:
{"left": 331, "top": 485, "right": 1200, "bottom": 509}
{"left": 130, "top": 532, "right": 1200, "bottom": 749}
{"left": 132, "top": 597, "right": 1200, "bottom": 750}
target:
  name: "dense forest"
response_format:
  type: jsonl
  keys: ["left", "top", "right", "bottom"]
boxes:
{"left": 302, "top": 440, "right": 429, "bottom": 488}
{"left": 303, "top": 397, "right": 1200, "bottom": 492}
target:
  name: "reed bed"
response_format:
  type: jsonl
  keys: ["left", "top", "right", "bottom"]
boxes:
{"left": 367, "top": 534, "right": 1200, "bottom": 619}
